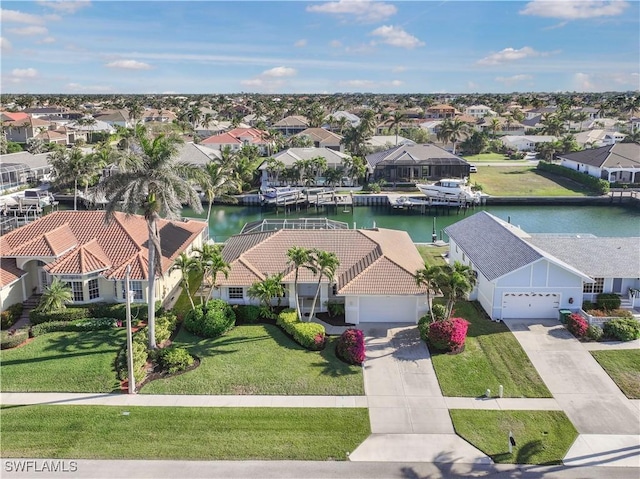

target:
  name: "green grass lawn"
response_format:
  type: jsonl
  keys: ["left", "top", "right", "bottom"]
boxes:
{"left": 141, "top": 324, "right": 364, "bottom": 395}
{"left": 462, "top": 153, "right": 519, "bottom": 162}
{"left": 416, "top": 245, "right": 448, "bottom": 266}
{"left": 430, "top": 302, "right": 551, "bottom": 398}
{"left": 1, "top": 405, "right": 370, "bottom": 460}
{"left": 0, "top": 330, "right": 125, "bottom": 393}
{"left": 590, "top": 349, "right": 640, "bottom": 399}
{"left": 450, "top": 410, "right": 578, "bottom": 464}
{"left": 471, "top": 166, "right": 593, "bottom": 196}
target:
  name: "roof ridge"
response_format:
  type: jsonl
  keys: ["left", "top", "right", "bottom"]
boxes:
{"left": 113, "top": 213, "right": 144, "bottom": 253}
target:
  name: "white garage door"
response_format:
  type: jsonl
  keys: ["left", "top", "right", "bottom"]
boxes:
{"left": 502, "top": 293, "right": 560, "bottom": 319}
{"left": 359, "top": 296, "right": 417, "bottom": 323}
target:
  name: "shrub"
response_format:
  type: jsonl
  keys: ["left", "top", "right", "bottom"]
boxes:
{"left": 537, "top": 161, "right": 610, "bottom": 194}
{"left": 88, "top": 302, "right": 150, "bottom": 321}
{"left": 1, "top": 304, "right": 24, "bottom": 330}
{"left": 30, "top": 318, "right": 118, "bottom": 337}
{"left": 233, "top": 305, "right": 261, "bottom": 324}
{"left": 586, "top": 325, "right": 603, "bottom": 342}
{"left": 581, "top": 300, "right": 596, "bottom": 311}
{"left": 327, "top": 301, "right": 345, "bottom": 318}
{"left": 184, "top": 300, "right": 236, "bottom": 338}
{"left": 156, "top": 346, "right": 195, "bottom": 374}
{"left": 603, "top": 318, "right": 640, "bottom": 342}
{"left": 276, "top": 309, "right": 326, "bottom": 350}
{"left": 29, "top": 307, "right": 90, "bottom": 325}
{"left": 431, "top": 304, "right": 447, "bottom": 322}
{"left": 155, "top": 311, "right": 177, "bottom": 344}
{"left": 117, "top": 328, "right": 149, "bottom": 384}
{"left": 336, "top": 329, "right": 365, "bottom": 365}
{"left": 427, "top": 317, "right": 469, "bottom": 353}
{"left": 566, "top": 313, "right": 588, "bottom": 338}
{"left": 1, "top": 329, "right": 28, "bottom": 349}
{"left": 418, "top": 315, "right": 431, "bottom": 341}
{"left": 596, "top": 293, "right": 621, "bottom": 311}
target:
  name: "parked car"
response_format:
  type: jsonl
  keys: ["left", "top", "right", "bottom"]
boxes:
{"left": 469, "top": 165, "right": 478, "bottom": 173}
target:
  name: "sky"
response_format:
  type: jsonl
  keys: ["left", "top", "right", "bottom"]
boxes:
{"left": 1, "top": 0, "right": 639, "bottom": 94}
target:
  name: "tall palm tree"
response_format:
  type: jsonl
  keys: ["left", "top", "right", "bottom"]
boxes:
{"left": 438, "top": 118, "right": 468, "bottom": 155}
{"left": 488, "top": 117, "right": 501, "bottom": 139}
{"left": 172, "top": 253, "right": 200, "bottom": 311}
{"left": 38, "top": 278, "right": 73, "bottom": 312}
{"left": 437, "top": 261, "right": 477, "bottom": 318}
{"left": 98, "top": 132, "right": 203, "bottom": 349}
{"left": 390, "top": 111, "right": 406, "bottom": 145}
{"left": 194, "top": 243, "right": 229, "bottom": 303}
{"left": 414, "top": 264, "right": 442, "bottom": 322}
{"left": 202, "top": 159, "right": 242, "bottom": 224}
{"left": 307, "top": 250, "right": 340, "bottom": 321}
{"left": 287, "top": 246, "right": 312, "bottom": 321}
{"left": 248, "top": 273, "right": 285, "bottom": 314}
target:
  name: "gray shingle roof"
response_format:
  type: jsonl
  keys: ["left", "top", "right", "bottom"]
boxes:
{"left": 366, "top": 144, "right": 468, "bottom": 168}
{"left": 444, "top": 211, "right": 543, "bottom": 281}
{"left": 558, "top": 143, "right": 640, "bottom": 169}
{"left": 525, "top": 236, "right": 640, "bottom": 278}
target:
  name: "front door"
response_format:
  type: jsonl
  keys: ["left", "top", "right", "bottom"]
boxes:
{"left": 612, "top": 278, "right": 623, "bottom": 294}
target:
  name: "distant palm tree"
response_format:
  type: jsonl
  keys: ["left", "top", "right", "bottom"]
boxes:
{"left": 38, "top": 278, "right": 73, "bottom": 313}
{"left": 202, "top": 159, "right": 241, "bottom": 223}
{"left": 98, "top": 132, "right": 203, "bottom": 349}
{"left": 390, "top": 111, "right": 406, "bottom": 145}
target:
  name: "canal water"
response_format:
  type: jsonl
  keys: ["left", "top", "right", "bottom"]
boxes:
{"left": 183, "top": 204, "right": 640, "bottom": 243}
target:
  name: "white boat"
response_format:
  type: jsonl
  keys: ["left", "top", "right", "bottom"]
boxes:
{"left": 259, "top": 186, "right": 299, "bottom": 199}
{"left": 14, "top": 189, "right": 54, "bottom": 207}
{"left": 416, "top": 179, "right": 480, "bottom": 202}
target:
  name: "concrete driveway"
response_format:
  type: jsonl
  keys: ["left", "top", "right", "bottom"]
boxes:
{"left": 349, "top": 323, "right": 492, "bottom": 464}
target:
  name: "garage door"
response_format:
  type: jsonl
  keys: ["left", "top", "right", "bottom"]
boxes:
{"left": 502, "top": 293, "right": 560, "bottom": 319}
{"left": 359, "top": 296, "right": 417, "bottom": 322}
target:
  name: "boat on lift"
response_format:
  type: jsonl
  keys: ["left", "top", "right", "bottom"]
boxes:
{"left": 416, "top": 178, "right": 480, "bottom": 202}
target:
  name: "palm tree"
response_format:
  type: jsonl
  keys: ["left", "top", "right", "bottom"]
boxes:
{"left": 540, "top": 114, "right": 566, "bottom": 137}
{"left": 414, "top": 264, "right": 442, "bottom": 322}
{"left": 265, "top": 158, "right": 285, "bottom": 186}
{"left": 202, "top": 159, "right": 242, "bottom": 224}
{"left": 172, "top": 253, "right": 199, "bottom": 311}
{"left": 307, "top": 250, "right": 340, "bottom": 321}
{"left": 438, "top": 118, "right": 468, "bottom": 154}
{"left": 437, "top": 261, "right": 477, "bottom": 318}
{"left": 287, "top": 246, "right": 312, "bottom": 321}
{"left": 488, "top": 117, "right": 501, "bottom": 139}
{"left": 98, "top": 132, "right": 203, "bottom": 349}
{"left": 194, "top": 243, "right": 229, "bottom": 303}
{"left": 248, "top": 273, "right": 285, "bottom": 314}
{"left": 38, "top": 278, "right": 73, "bottom": 313}
{"left": 390, "top": 111, "right": 406, "bottom": 145}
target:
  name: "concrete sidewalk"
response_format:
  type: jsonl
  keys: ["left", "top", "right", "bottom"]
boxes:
{"left": 504, "top": 318, "right": 640, "bottom": 468}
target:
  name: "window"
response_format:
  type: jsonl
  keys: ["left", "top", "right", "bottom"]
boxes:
{"left": 130, "top": 281, "right": 143, "bottom": 301}
{"left": 88, "top": 279, "right": 99, "bottom": 300}
{"left": 229, "top": 287, "right": 243, "bottom": 299}
{"left": 69, "top": 281, "right": 84, "bottom": 302}
{"left": 583, "top": 278, "right": 604, "bottom": 294}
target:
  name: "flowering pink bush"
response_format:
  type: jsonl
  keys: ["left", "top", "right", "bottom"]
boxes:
{"left": 567, "top": 313, "right": 588, "bottom": 338}
{"left": 313, "top": 332, "right": 326, "bottom": 350}
{"left": 336, "top": 329, "right": 365, "bottom": 365}
{"left": 428, "top": 317, "right": 470, "bottom": 353}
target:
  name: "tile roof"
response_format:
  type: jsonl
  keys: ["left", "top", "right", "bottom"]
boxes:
{"left": 0, "top": 211, "right": 206, "bottom": 281}
{"left": 0, "top": 258, "right": 26, "bottom": 288}
{"left": 270, "top": 147, "right": 350, "bottom": 168}
{"left": 366, "top": 144, "right": 469, "bottom": 168}
{"left": 558, "top": 143, "right": 640, "bottom": 169}
{"left": 273, "top": 115, "right": 309, "bottom": 127}
{"left": 218, "top": 228, "right": 426, "bottom": 296}
{"left": 297, "top": 128, "right": 342, "bottom": 143}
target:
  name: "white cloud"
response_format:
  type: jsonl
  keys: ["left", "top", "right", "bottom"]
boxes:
{"left": 574, "top": 72, "right": 639, "bottom": 91}
{"left": 262, "top": 66, "right": 296, "bottom": 78}
{"left": 0, "top": 37, "right": 12, "bottom": 52}
{"left": 38, "top": 36, "right": 56, "bottom": 44}
{"left": 307, "top": 0, "right": 396, "bottom": 23}
{"left": 0, "top": 8, "right": 46, "bottom": 24}
{"left": 338, "top": 79, "right": 376, "bottom": 88}
{"left": 67, "top": 82, "right": 112, "bottom": 92}
{"left": 294, "top": 39, "right": 307, "bottom": 48}
{"left": 391, "top": 66, "right": 407, "bottom": 73}
{"left": 329, "top": 40, "right": 342, "bottom": 48}
{"left": 37, "top": 1, "right": 91, "bottom": 14}
{"left": 370, "top": 25, "right": 424, "bottom": 49}
{"left": 12, "top": 68, "right": 38, "bottom": 78}
{"left": 105, "top": 59, "right": 152, "bottom": 70}
{"left": 574, "top": 73, "right": 596, "bottom": 91}
{"left": 389, "top": 80, "right": 403, "bottom": 87}
{"left": 495, "top": 74, "right": 533, "bottom": 86}
{"left": 477, "top": 46, "right": 549, "bottom": 65}
{"left": 8, "top": 26, "right": 49, "bottom": 36}
{"left": 240, "top": 78, "right": 264, "bottom": 87}
{"left": 520, "top": 0, "right": 629, "bottom": 19}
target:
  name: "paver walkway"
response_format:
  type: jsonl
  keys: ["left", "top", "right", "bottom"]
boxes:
{"left": 504, "top": 319, "right": 640, "bottom": 468}
{"left": 348, "top": 323, "right": 493, "bottom": 464}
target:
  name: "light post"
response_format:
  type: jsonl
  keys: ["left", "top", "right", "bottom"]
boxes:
{"left": 125, "top": 265, "right": 136, "bottom": 394}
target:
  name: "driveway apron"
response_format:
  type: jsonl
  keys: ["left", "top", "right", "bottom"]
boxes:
{"left": 349, "top": 323, "right": 491, "bottom": 464}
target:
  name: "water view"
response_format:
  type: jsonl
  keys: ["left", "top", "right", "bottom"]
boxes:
{"left": 183, "top": 204, "right": 640, "bottom": 243}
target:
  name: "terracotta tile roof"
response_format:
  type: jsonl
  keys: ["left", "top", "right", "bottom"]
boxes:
{"left": 218, "top": 228, "right": 427, "bottom": 296}
{"left": 0, "top": 258, "right": 26, "bottom": 288}
{"left": 0, "top": 211, "right": 206, "bottom": 281}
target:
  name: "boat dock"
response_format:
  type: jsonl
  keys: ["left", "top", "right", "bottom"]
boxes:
{"left": 260, "top": 188, "right": 355, "bottom": 213}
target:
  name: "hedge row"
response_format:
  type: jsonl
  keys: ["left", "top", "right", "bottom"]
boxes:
{"left": 1, "top": 304, "right": 24, "bottom": 330}
{"left": 29, "top": 307, "right": 90, "bottom": 325}
{"left": 537, "top": 161, "right": 610, "bottom": 194}
{"left": 276, "top": 309, "right": 326, "bottom": 351}
{"left": 30, "top": 318, "right": 118, "bottom": 337}
{"left": 0, "top": 330, "right": 28, "bottom": 349}
{"left": 603, "top": 318, "right": 640, "bottom": 341}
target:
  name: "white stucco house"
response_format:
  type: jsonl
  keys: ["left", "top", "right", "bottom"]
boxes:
{"left": 213, "top": 221, "right": 429, "bottom": 324}
{"left": 558, "top": 143, "right": 640, "bottom": 183}
{"left": 444, "top": 212, "right": 640, "bottom": 321}
{"left": 464, "top": 105, "right": 497, "bottom": 119}
{"left": 501, "top": 135, "right": 557, "bottom": 152}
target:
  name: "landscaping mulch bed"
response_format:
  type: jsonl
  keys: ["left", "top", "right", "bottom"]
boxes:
{"left": 315, "top": 312, "right": 355, "bottom": 327}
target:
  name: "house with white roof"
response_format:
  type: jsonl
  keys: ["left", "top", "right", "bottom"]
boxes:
{"left": 464, "top": 105, "right": 496, "bottom": 119}
{"left": 501, "top": 135, "right": 557, "bottom": 152}
{"left": 574, "top": 130, "right": 626, "bottom": 148}
{"left": 445, "top": 212, "right": 639, "bottom": 320}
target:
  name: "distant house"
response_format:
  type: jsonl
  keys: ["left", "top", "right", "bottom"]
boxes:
{"left": 272, "top": 115, "right": 309, "bottom": 136}
{"left": 2, "top": 117, "right": 51, "bottom": 143}
{"left": 324, "top": 111, "right": 360, "bottom": 130}
{"left": 425, "top": 104, "right": 458, "bottom": 119}
{"left": 500, "top": 135, "right": 557, "bottom": 152}
{"left": 295, "top": 128, "right": 343, "bottom": 151}
{"left": 366, "top": 144, "right": 471, "bottom": 182}
{"left": 23, "top": 107, "right": 68, "bottom": 119}
{"left": 0, "top": 211, "right": 207, "bottom": 312}
{"left": 260, "top": 147, "right": 352, "bottom": 185}
{"left": 0, "top": 151, "right": 52, "bottom": 191}
{"left": 525, "top": 107, "right": 556, "bottom": 120}
{"left": 558, "top": 143, "right": 640, "bottom": 183}
{"left": 213, "top": 224, "right": 428, "bottom": 324}
{"left": 94, "top": 110, "right": 131, "bottom": 128}
{"left": 464, "top": 105, "right": 496, "bottom": 119}
{"left": 201, "top": 127, "right": 271, "bottom": 154}
{"left": 141, "top": 109, "right": 176, "bottom": 123}
{"left": 366, "top": 135, "right": 415, "bottom": 151}
{"left": 445, "top": 211, "right": 639, "bottom": 320}
{"left": 574, "top": 130, "right": 626, "bottom": 148}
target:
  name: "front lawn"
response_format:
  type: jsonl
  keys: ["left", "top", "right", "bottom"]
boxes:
{"left": 430, "top": 302, "right": 551, "bottom": 398}
{"left": 142, "top": 324, "right": 364, "bottom": 395}
{"left": 416, "top": 245, "right": 448, "bottom": 266}
{"left": 1, "top": 405, "right": 369, "bottom": 460}
{"left": 472, "top": 166, "right": 593, "bottom": 196}
{"left": 462, "top": 153, "right": 516, "bottom": 162}
{"left": 0, "top": 330, "right": 125, "bottom": 393}
{"left": 450, "top": 410, "right": 578, "bottom": 464}
{"left": 590, "top": 349, "right": 640, "bottom": 399}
